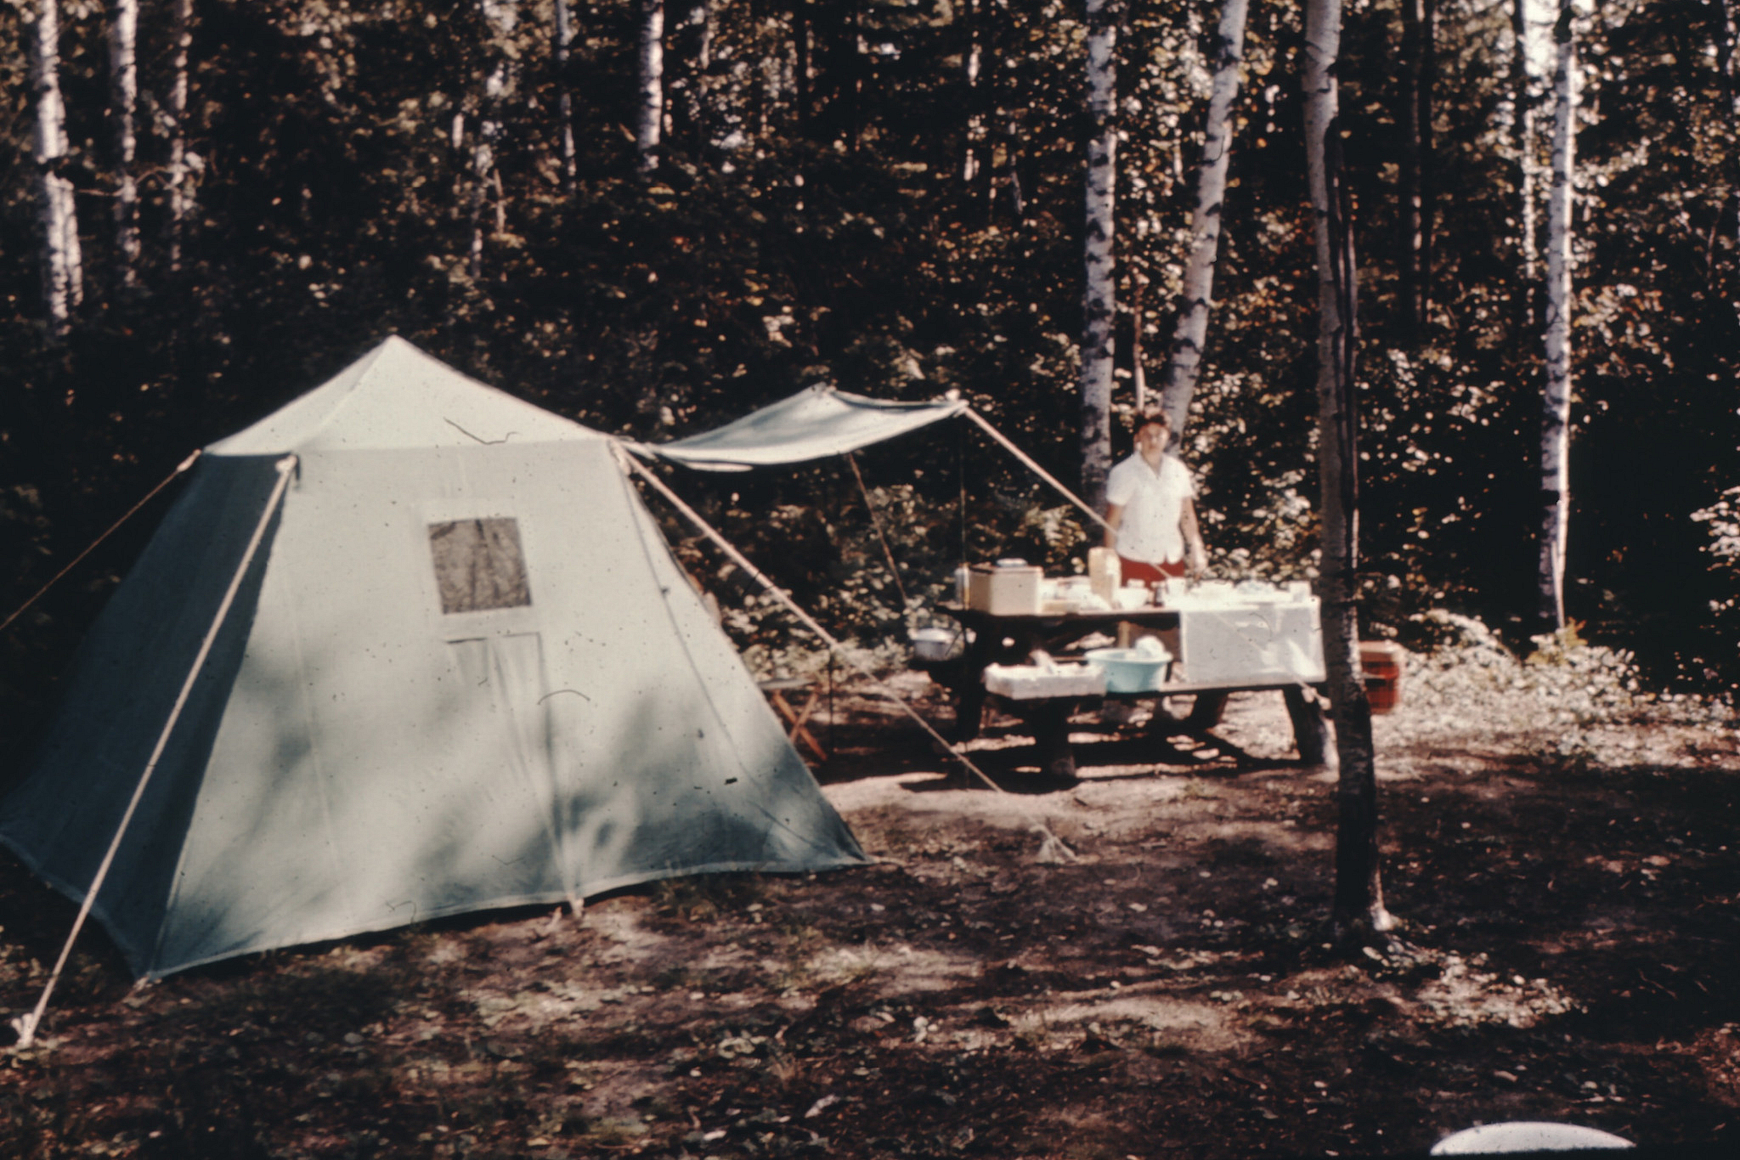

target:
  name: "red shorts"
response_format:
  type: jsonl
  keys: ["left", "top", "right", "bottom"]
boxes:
{"left": 1117, "top": 555, "right": 1186, "bottom": 585}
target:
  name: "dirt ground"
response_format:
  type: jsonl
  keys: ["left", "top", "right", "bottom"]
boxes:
{"left": 1, "top": 665, "right": 1738, "bottom": 1159}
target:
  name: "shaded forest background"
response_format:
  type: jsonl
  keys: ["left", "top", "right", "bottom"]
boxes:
{"left": 1, "top": 0, "right": 1737, "bottom": 759}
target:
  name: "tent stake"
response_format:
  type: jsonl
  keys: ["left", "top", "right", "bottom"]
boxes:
{"left": 10, "top": 455, "right": 296, "bottom": 1050}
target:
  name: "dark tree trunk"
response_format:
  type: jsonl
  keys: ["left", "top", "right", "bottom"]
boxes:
{"left": 1304, "top": 0, "right": 1392, "bottom": 941}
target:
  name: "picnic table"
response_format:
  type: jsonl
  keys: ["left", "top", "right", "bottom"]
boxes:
{"left": 943, "top": 600, "right": 1332, "bottom": 777}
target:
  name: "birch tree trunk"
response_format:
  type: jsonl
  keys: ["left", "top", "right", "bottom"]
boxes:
{"left": 1155, "top": 0, "right": 1249, "bottom": 440}
{"left": 555, "top": 0, "right": 577, "bottom": 194}
{"left": 1513, "top": 0, "right": 1538, "bottom": 290}
{"left": 29, "top": 0, "right": 83, "bottom": 337}
{"left": 1079, "top": 0, "right": 1119, "bottom": 509}
{"left": 1399, "top": 0, "right": 1434, "bottom": 333}
{"left": 108, "top": 0, "right": 141, "bottom": 293}
{"left": 636, "top": 0, "right": 666, "bottom": 173}
{"left": 167, "top": 0, "right": 193, "bottom": 274}
{"left": 1303, "top": 0, "right": 1392, "bottom": 941}
{"left": 1539, "top": 0, "right": 1578, "bottom": 630}
{"left": 470, "top": 0, "right": 518, "bottom": 279}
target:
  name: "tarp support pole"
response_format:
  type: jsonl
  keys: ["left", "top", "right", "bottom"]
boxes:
{"left": 844, "top": 452, "right": 910, "bottom": 611}
{"left": 962, "top": 408, "right": 1116, "bottom": 537}
{"left": 11, "top": 455, "right": 297, "bottom": 1049}
{"left": 615, "top": 445, "right": 1076, "bottom": 862}
{"left": 0, "top": 450, "right": 203, "bottom": 638}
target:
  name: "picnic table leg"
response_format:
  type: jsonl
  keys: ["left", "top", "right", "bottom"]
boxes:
{"left": 952, "top": 629, "right": 997, "bottom": 741}
{"left": 1184, "top": 690, "right": 1231, "bottom": 729}
{"left": 1283, "top": 685, "right": 1331, "bottom": 766}
{"left": 1027, "top": 700, "right": 1078, "bottom": 785}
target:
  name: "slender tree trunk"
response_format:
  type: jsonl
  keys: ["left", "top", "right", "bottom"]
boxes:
{"left": 1079, "top": 0, "right": 1119, "bottom": 508}
{"left": 471, "top": 0, "right": 518, "bottom": 279}
{"left": 1399, "top": 0, "right": 1434, "bottom": 333}
{"left": 555, "top": 0, "right": 577, "bottom": 194}
{"left": 1513, "top": 0, "right": 1539, "bottom": 291}
{"left": 962, "top": 0, "right": 984, "bottom": 184}
{"left": 108, "top": 0, "right": 141, "bottom": 293}
{"left": 1539, "top": 0, "right": 1577, "bottom": 630}
{"left": 166, "top": 0, "right": 193, "bottom": 275}
{"left": 29, "top": 0, "right": 83, "bottom": 338}
{"left": 1156, "top": 0, "right": 1249, "bottom": 439}
{"left": 636, "top": 0, "right": 665, "bottom": 173}
{"left": 1304, "top": 0, "right": 1392, "bottom": 941}
{"left": 1131, "top": 272, "right": 1148, "bottom": 412}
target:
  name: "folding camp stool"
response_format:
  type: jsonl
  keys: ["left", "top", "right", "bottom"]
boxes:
{"left": 758, "top": 678, "right": 828, "bottom": 762}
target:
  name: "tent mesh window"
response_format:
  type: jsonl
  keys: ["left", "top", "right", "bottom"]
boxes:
{"left": 428, "top": 518, "right": 532, "bottom": 613}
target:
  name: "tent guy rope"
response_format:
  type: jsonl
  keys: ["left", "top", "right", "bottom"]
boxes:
{"left": 10, "top": 455, "right": 297, "bottom": 1051}
{"left": 615, "top": 445, "right": 1078, "bottom": 864}
{"left": 0, "top": 450, "right": 202, "bottom": 638}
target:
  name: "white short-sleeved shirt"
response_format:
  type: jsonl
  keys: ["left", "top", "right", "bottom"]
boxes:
{"left": 1105, "top": 451, "right": 1195, "bottom": 565}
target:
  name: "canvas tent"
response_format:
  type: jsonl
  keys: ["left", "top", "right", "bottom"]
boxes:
{"left": 0, "top": 336, "right": 867, "bottom": 981}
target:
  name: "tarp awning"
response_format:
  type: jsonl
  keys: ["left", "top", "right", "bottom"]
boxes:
{"left": 637, "top": 385, "right": 968, "bottom": 471}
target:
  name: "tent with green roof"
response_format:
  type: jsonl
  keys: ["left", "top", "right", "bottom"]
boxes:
{"left": 0, "top": 336, "right": 867, "bottom": 980}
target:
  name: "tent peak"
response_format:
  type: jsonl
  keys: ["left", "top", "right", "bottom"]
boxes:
{"left": 207, "top": 336, "right": 601, "bottom": 455}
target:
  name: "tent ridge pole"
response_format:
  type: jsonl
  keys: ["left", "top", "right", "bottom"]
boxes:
{"left": 11, "top": 454, "right": 296, "bottom": 1050}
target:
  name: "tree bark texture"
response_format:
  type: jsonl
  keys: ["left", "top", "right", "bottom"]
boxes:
{"left": 637, "top": 0, "right": 666, "bottom": 173}
{"left": 1156, "top": 0, "right": 1249, "bottom": 441}
{"left": 167, "top": 0, "right": 193, "bottom": 274}
{"left": 1079, "top": 0, "right": 1119, "bottom": 509}
{"left": 1303, "top": 0, "right": 1392, "bottom": 940}
{"left": 1539, "top": 0, "right": 1577, "bottom": 630}
{"left": 30, "top": 0, "right": 84, "bottom": 337}
{"left": 1399, "top": 0, "right": 1434, "bottom": 333}
{"left": 108, "top": 0, "right": 140, "bottom": 293}
{"left": 555, "top": 0, "right": 578, "bottom": 194}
